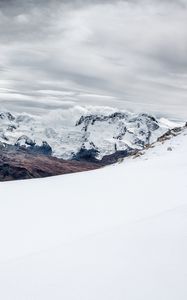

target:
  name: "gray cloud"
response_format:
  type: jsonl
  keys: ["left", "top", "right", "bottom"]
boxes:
{"left": 0, "top": 0, "right": 187, "bottom": 120}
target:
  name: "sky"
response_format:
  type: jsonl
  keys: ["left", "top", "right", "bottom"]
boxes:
{"left": 0, "top": 0, "right": 187, "bottom": 119}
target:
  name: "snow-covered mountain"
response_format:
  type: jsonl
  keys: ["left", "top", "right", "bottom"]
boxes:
{"left": 0, "top": 110, "right": 181, "bottom": 159}
{"left": 0, "top": 125, "right": 186, "bottom": 300}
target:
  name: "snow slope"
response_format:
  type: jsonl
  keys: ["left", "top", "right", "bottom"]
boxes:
{"left": 0, "top": 129, "right": 187, "bottom": 300}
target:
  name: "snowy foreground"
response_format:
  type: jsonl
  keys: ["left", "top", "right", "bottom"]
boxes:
{"left": 0, "top": 130, "right": 187, "bottom": 300}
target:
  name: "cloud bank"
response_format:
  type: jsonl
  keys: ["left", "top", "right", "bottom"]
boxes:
{"left": 0, "top": 0, "right": 187, "bottom": 119}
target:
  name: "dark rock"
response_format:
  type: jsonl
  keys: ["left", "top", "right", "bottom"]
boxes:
{"left": 139, "top": 113, "right": 158, "bottom": 123}
{"left": 109, "top": 112, "right": 128, "bottom": 120}
{"left": 129, "top": 113, "right": 159, "bottom": 131}
{"left": 76, "top": 112, "right": 129, "bottom": 128}
{"left": 15, "top": 136, "right": 52, "bottom": 156}
{"left": 27, "top": 141, "right": 52, "bottom": 156}
{"left": 0, "top": 144, "right": 101, "bottom": 181}
{"left": 72, "top": 147, "right": 99, "bottom": 163}
{"left": 115, "top": 126, "right": 127, "bottom": 140}
{"left": 0, "top": 133, "right": 9, "bottom": 141}
{"left": 7, "top": 125, "right": 17, "bottom": 132}
{"left": 157, "top": 127, "right": 183, "bottom": 142}
{"left": 15, "top": 135, "right": 36, "bottom": 147}
{"left": 0, "top": 112, "right": 15, "bottom": 121}
{"left": 72, "top": 145, "right": 135, "bottom": 165}
{"left": 101, "top": 149, "right": 134, "bottom": 165}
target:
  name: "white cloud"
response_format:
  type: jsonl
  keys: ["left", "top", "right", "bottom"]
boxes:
{"left": 0, "top": 0, "right": 187, "bottom": 120}
{"left": 15, "top": 14, "right": 29, "bottom": 24}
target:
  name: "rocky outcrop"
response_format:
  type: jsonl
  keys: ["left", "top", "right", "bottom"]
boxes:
{"left": 101, "top": 149, "right": 135, "bottom": 165}
{"left": 15, "top": 136, "right": 52, "bottom": 156}
{"left": 75, "top": 112, "right": 165, "bottom": 158}
{"left": 0, "top": 112, "right": 15, "bottom": 121}
{"left": 157, "top": 126, "right": 185, "bottom": 143}
{"left": 72, "top": 146, "right": 135, "bottom": 165}
{"left": 0, "top": 143, "right": 137, "bottom": 181}
{"left": 0, "top": 143, "right": 101, "bottom": 181}
{"left": 72, "top": 147, "right": 100, "bottom": 163}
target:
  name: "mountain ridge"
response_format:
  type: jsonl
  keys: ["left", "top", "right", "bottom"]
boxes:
{"left": 0, "top": 110, "right": 182, "bottom": 160}
{"left": 0, "top": 119, "right": 186, "bottom": 181}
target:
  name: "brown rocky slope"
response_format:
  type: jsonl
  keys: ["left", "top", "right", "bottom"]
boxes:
{"left": 0, "top": 146, "right": 101, "bottom": 181}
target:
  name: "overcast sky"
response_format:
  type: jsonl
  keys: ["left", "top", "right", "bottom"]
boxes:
{"left": 0, "top": 0, "right": 187, "bottom": 119}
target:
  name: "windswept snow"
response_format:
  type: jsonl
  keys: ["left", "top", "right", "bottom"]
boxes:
{"left": 0, "top": 129, "right": 187, "bottom": 300}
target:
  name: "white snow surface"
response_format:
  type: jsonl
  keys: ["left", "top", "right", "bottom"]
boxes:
{"left": 0, "top": 129, "right": 187, "bottom": 300}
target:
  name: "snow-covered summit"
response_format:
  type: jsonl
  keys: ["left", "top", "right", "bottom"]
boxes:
{"left": 75, "top": 112, "right": 166, "bottom": 158}
{"left": 0, "top": 109, "right": 180, "bottom": 159}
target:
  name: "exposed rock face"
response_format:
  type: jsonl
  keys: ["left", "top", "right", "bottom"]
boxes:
{"left": 72, "top": 146, "right": 135, "bottom": 165}
{"left": 15, "top": 135, "right": 36, "bottom": 147}
{"left": 72, "top": 147, "right": 100, "bottom": 163}
{"left": 0, "top": 142, "right": 137, "bottom": 181}
{"left": 0, "top": 112, "right": 15, "bottom": 121}
{"left": 15, "top": 136, "right": 52, "bottom": 156}
{"left": 0, "top": 143, "right": 101, "bottom": 181}
{"left": 157, "top": 126, "right": 185, "bottom": 142}
{"left": 74, "top": 112, "right": 167, "bottom": 159}
{"left": 101, "top": 149, "right": 134, "bottom": 165}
